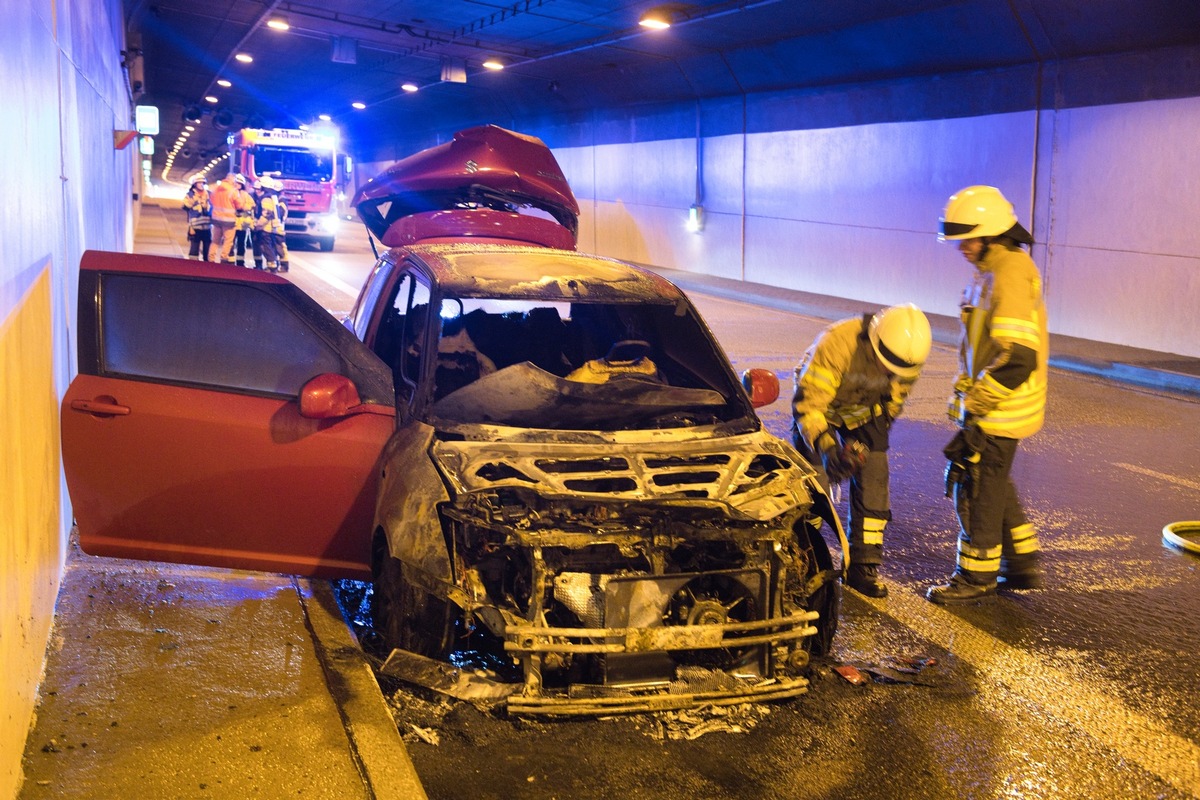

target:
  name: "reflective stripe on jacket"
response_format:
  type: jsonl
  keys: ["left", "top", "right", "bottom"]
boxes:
{"left": 952, "top": 243, "right": 1048, "bottom": 439}
{"left": 792, "top": 315, "right": 916, "bottom": 448}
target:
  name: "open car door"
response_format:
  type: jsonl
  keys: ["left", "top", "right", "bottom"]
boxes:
{"left": 61, "top": 251, "right": 395, "bottom": 578}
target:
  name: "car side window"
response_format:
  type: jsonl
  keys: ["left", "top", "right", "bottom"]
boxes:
{"left": 349, "top": 259, "right": 394, "bottom": 341}
{"left": 378, "top": 271, "right": 432, "bottom": 404}
{"left": 101, "top": 274, "right": 343, "bottom": 396}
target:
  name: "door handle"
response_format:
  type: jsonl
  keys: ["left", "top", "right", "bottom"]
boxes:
{"left": 70, "top": 399, "right": 131, "bottom": 416}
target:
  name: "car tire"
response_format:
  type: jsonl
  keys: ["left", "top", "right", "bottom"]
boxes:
{"left": 371, "top": 537, "right": 453, "bottom": 658}
{"left": 318, "top": 237, "right": 334, "bottom": 252}
{"left": 799, "top": 520, "right": 840, "bottom": 657}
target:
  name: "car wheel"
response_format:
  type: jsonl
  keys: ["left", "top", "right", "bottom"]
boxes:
{"left": 371, "top": 536, "right": 453, "bottom": 658}
{"left": 318, "top": 237, "right": 334, "bottom": 252}
{"left": 799, "top": 520, "right": 840, "bottom": 657}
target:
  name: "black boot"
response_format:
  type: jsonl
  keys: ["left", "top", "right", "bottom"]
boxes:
{"left": 998, "top": 571, "right": 1043, "bottom": 590}
{"left": 998, "top": 556, "right": 1042, "bottom": 590}
{"left": 926, "top": 574, "right": 996, "bottom": 605}
{"left": 846, "top": 564, "right": 888, "bottom": 598}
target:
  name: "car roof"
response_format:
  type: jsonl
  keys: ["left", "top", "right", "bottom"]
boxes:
{"left": 392, "top": 243, "right": 687, "bottom": 304}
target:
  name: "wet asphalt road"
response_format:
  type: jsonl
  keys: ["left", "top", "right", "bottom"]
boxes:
{"left": 290, "top": 243, "right": 1200, "bottom": 799}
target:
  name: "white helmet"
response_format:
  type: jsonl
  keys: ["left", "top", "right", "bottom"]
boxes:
{"left": 869, "top": 303, "right": 931, "bottom": 379}
{"left": 259, "top": 176, "right": 281, "bottom": 192}
{"left": 939, "top": 185, "right": 1019, "bottom": 241}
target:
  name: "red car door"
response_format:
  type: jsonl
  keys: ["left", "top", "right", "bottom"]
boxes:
{"left": 61, "top": 251, "right": 395, "bottom": 578}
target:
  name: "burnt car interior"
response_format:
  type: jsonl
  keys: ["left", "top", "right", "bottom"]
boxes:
{"left": 374, "top": 291, "right": 751, "bottom": 431}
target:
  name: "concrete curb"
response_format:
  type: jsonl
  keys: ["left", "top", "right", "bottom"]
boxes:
{"left": 298, "top": 580, "right": 428, "bottom": 800}
{"left": 1047, "top": 355, "right": 1200, "bottom": 397}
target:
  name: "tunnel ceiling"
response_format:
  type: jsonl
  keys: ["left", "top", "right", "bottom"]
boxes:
{"left": 125, "top": 0, "right": 1200, "bottom": 183}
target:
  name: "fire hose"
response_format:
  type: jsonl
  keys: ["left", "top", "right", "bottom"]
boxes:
{"left": 1162, "top": 521, "right": 1200, "bottom": 555}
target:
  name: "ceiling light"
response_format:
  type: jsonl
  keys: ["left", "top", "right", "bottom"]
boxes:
{"left": 266, "top": 16, "right": 290, "bottom": 31}
{"left": 639, "top": 10, "right": 672, "bottom": 30}
{"left": 352, "top": 101, "right": 366, "bottom": 110}
{"left": 481, "top": 57, "right": 505, "bottom": 70}
{"left": 216, "top": 79, "right": 231, "bottom": 88}
{"left": 318, "top": 114, "right": 331, "bottom": 121}
{"left": 235, "top": 53, "right": 253, "bottom": 63}
{"left": 204, "top": 95, "right": 218, "bottom": 103}
{"left": 185, "top": 125, "right": 195, "bottom": 131}
{"left": 401, "top": 82, "right": 419, "bottom": 93}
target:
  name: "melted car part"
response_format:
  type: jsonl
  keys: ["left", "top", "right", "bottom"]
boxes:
{"left": 353, "top": 125, "right": 579, "bottom": 245}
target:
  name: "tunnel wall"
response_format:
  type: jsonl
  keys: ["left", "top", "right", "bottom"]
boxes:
{"left": 0, "top": 1, "right": 134, "bottom": 794}
{"left": 541, "top": 44, "right": 1200, "bottom": 359}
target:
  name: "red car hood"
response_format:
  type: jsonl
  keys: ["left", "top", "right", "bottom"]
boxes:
{"left": 353, "top": 125, "right": 580, "bottom": 247}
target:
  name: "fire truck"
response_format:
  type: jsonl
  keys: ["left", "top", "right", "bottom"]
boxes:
{"left": 228, "top": 128, "right": 344, "bottom": 252}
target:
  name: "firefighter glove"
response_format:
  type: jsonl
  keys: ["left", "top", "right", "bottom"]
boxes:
{"left": 942, "top": 424, "right": 985, "bottom": 499}
{"left": 817, "top": 431, "right": 866, "bottom": 483}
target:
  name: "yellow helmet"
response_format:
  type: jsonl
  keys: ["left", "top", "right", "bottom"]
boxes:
{"left": 869, "top": 303, "right": 931, "bottom": 379}
{"left": 939, "top": 185, "right": 1018, "bottom": 241}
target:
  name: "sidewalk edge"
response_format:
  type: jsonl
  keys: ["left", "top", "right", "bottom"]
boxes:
{"left": 297, "top": 579, "right": 428, "bottom": 800}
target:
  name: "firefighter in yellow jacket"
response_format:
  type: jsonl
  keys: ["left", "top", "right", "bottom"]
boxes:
{"left": 927, "top": 185, "right": 1047, "bottom": 604}
{"left": 792, "top": 304, "right": 932, "bottom": 597}
{"left": 257, "top": 177, "right": 289, "bottom": 273}
{"left": 231, "top": 174, "right": 256, "bottom": 267}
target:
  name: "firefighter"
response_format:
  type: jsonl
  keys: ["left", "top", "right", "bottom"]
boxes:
{"left": 258, "top": 177, "right": 289, "bottom": 272}
{"left": 248, "top": 179, "right": 267, "bottom": 269}
{"left": 181, "top": 176, "right": 212, "bottom": 261}
{"left": 231, "top": 174, "right": 255, "bottom": 267}
{"left": 792, "top": 304, "right": 932, "bottom": 597}
{"left": 927, "top": 185, "right": 1047, "bottom": 604}
{"left": 209, "top": 173, "right": 238, "bottom": 263}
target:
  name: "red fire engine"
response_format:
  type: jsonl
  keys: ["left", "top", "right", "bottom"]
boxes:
{"left": 228, "top": 127, "right": 345, "bottom": 252}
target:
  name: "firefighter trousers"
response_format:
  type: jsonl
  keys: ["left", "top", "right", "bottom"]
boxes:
{"left": 794, "top": 416, "right": 892, "bottom": 566}
{"left": 950, "top": 433, "right": 1041, "bottom": 584}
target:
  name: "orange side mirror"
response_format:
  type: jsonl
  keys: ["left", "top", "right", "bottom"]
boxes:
{"left": 299, "top": 373, "right": 363, "bottom": 419}
{"left": 741, "top": 368, "right": 780, "bottom": 409}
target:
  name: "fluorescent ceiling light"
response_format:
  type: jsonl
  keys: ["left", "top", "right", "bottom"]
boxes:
{"left": 235, "top": 53, "right": 253, "bottom": 63}
{"left": 482, "top": 57, "right": 505, "bottom": 70}
{"left": 639, "top": 10, "right": 671, "bottom": 30}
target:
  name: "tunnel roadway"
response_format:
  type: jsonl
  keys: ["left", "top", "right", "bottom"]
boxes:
{"left": 283, "top": 238, "right": 1200, "bottom": 800}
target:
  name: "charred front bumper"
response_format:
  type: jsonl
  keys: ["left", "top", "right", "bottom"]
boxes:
{"left": 504, "top": 568, "right": 818, "bottom": 715}
{"left": 426, "top": 431, "right": 833, "bottom": 715}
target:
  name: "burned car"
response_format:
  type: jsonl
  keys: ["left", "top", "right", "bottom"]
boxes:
{"left": 61, "top": 126, "right": 846, "bottom": 715}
